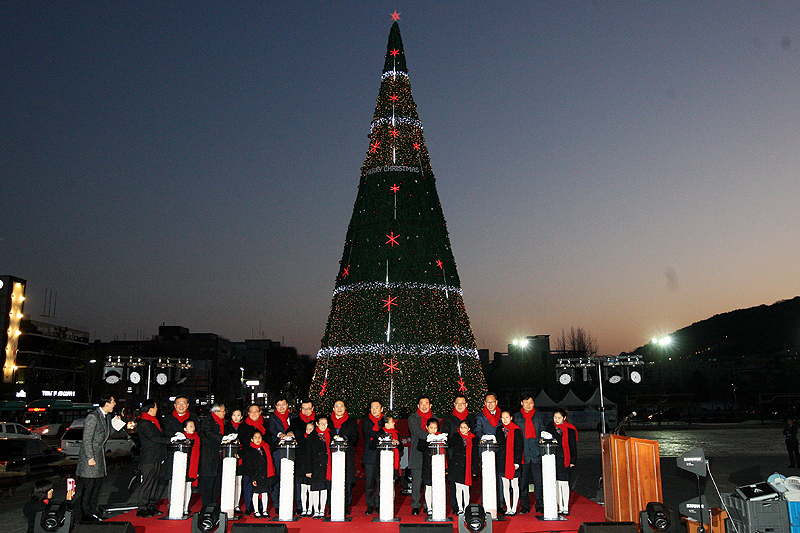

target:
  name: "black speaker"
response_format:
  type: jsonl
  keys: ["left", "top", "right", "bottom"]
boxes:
{"left": 399, "top": 524, "right": 455, "bottom": 532}
{"left": 73, "top": 522, "right": 135, "bottom": 533}
{"left": 640, "top": 506, "right": 680, "bottom": 533}
{"left": 230, "top": 524, "right": 288, "bottom": 532}
{"left": 579, "top": 522, "right": 639, "bottom": 533}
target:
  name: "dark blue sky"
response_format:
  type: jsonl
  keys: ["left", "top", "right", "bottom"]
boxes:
{"left": 3, "top": 2, "right": 799, "bottom": 355}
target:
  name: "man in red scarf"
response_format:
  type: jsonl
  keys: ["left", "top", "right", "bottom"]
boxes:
{"left": 442, "top": 395, "right": 476, "bottom": 514}
{"left": 362, "top": 399, "right": 384, "bottom": 514}
{"left": 289, "top": 399, "right": 316, "bottom": 514}
{"left": 408, "top": 395, "right": 436, "bottom": 515}
{"left": 162, "top": 395, "right": 198, "bottom": 482}
{"left": 474, "top": 392, "right": 504, "bottom": 512}
{"left": 199, "top": 402, "right": 227, "bottom": 506}
{"left": 512, "top": 393, "right": 545, "bottom": 514}
{"left": 137, "top": 399, "right": 170, "bottom": 517}
{"left": 330, "top": 399, "right": 359, "bottom": 514}
{"left": 266, "top": 397, "right": 296, "bottom": 508}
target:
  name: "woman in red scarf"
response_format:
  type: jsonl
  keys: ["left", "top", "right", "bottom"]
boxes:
{"left": 447, "top": 419, "right": 478, "bottom": 514}
{"left": 545, "top": 408, "right": 577, "bottom": 516}
{"left": 497, "top": 411, "right": 524, "bottom": 515}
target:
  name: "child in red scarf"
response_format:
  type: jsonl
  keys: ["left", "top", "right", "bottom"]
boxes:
{"left": 309, "top": 416, "right": 332, "bottom": 519}
{"left": 497, "top": 411, "right": 523, "bottom": 515}
{"left": 546, "top": 408, "right": 577, "bottom": 516}
{"left": 447, "top": 420, "right": 477, "bottom": 514}
{"left": 182, "top": 420, "right": 201, "bottom": 515}
{"left": 417, "top": 418, "right": 443, "bottom": 517}
{"left": 242, "top": 431, "right": 277, "bottom": 518}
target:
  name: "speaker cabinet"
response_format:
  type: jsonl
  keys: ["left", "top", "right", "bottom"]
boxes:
{"left": 73, "top": 522, "right": 135, "bottom": 533}
{"left": 399, "top": 524, "right": 456, "bottom": 532}
{"left": 579, "top": 521, "right": 640, "bottom": 533}
{"left": 230, "top": 525, "right": 288, "bottom": 533}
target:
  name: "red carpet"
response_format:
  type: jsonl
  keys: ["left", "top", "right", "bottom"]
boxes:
{"left": 112, "top": 484, "right": 606, "bottom": 533}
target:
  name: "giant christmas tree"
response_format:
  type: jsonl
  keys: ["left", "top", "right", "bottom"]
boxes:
{"left": 309, "top": 20, "right": 487, "bottom": 416}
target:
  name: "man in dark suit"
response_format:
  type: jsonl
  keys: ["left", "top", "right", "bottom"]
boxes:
{"left": 161, "top": 395, "right": 199, "bottom": 480}
{"left": 513, "top": 393, "right": 545, "bottom": 514}
{"left": 76, "top": 393, "right": 118, "bottom": 521}
{"left": 407, "top": 395, "right": 436, "bottom": 515}
{"left": 137, "top": 399, "right": 170, "bottom": 517}
{"left": 199, "top": 402, "right": 227, "bottom": 506}
{"left": 442, "top": 394, "right": 476, "bottom": 514}
{"left": 362, "top": 399, "right": 384, "bottom": 514}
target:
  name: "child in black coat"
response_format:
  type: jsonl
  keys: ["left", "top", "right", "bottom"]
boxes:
{"left": 447, "top": 419, "right": 478, "bottom": 514}
{"left": 545, "top": 408, "right": 577, "bottom": 516}
{"left": 242, "top": 431, "right": 278, "bottom": 518}
{"left": 307, "top": 415, "right": 332, "bottom": 518}
{"left": 416, "top": 417, "right": 444, "bottom": 516}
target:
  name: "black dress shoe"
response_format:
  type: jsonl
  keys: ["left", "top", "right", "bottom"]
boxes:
{"left": 136, "top": 510, "right": 150, "bottom": 517}
{"left": 148, "top": 508, "right": 162, "bottom": 517}
{"left": 536, "top": 507, "right": 544, "bottom": 514}
{"left": 520, "top": 508, "right": 530, "bottom": 514}
{"left": 365, "top": 507, "right": 374, "bottom": 514}
{"left": 412, "top": 508, "right": 420, "bottom": 515}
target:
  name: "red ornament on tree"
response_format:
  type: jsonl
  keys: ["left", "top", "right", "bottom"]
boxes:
{"left": 386, "top": 231, "right": 399, "bottom": 247}
{"left": 457, "top": 378, "right": 468, "bottom": 393}
{"left": 383, "top": 358, "right": 399, "bottom": 374}
{"left": 382, "top": 295, "right": 398, "bottom": 311}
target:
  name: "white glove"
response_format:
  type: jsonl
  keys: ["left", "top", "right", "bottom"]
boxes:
{"left": 540, "top": 431, "right": 553, "bottom": 440}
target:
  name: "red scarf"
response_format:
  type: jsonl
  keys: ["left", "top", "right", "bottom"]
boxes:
{"left": 520, "top": 408, "right": 537, "bottom": 439}
{"left": 383, "top": 427, "right": 401, "bottom": 474}
{"left": 273, "top": 409, "right": 291, "bottom": 432}
{"left": 245, "top": 415, "right": 267, "bottom": 435}
{"left": 249, "top": 441, "right": 276, "bottom": 477}
{"left": 173, "top": 409, "right": 190, "bottom": 424}
{"left": 368, "top": 413, "right": 383, "bottom": 431}
{"left": 184, "top": 431, "right": 201, "bottom": 485}
{"left": 451, "top": 408, "right": 469, "bottom": 421}
{"left": 502, "top": 422, "right": 521, "bottom": 479}
{"left": 555, "top": 421, "right": 578, "bottom": 468}
{"left": 462, "top": 431, "right": 476, "bottom": 485}
{"left": 299, "top": 411, "right": 316, "bottom": 424}
{"left": 231, "top": 420, "right": 240, "bottom": 430}
{"left": 211, "top": 412, "right": 225, "bottom": 435}
{"left": 141, "top": 412, "right": 161, "bottom": 431}
{"left": 316, "top": 427, "right": 332, "bottom": 480}
{"left": 417, "top": 408, "right": 432, "bottom": 430}
{"left": 482, "top": 407, "right": 501, "bottom": 428}
{"left": 331, "top": 411, "right": 349, "bottom": 429}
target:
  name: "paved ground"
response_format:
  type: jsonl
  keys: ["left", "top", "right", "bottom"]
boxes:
{"left": 1, "top": 424, "right": 793, "bottom": 532}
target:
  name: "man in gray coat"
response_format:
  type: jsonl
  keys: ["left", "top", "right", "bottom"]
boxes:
{"left": 76, "top": 393, "right": 118, "bottom": 521}
{"left": 407, "top": 395, "right": 436, "bottom": 515}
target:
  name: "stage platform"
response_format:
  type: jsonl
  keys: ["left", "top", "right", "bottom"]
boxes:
{"left": 108, "top": 486, "right": 605, "bottom": 533}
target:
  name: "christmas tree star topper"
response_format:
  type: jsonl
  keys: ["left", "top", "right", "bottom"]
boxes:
{"left": 390, "top": 11, "right": 401, "bottom": 21}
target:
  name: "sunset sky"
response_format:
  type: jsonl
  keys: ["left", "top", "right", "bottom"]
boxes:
{"left": 3, "top": 2, "right": 799, "bottom": 356}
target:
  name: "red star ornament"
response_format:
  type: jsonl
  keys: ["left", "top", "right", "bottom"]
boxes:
{"left": 389, "top": 129, "right": 399, "bottom": 138}
{"left": 457, "top": 378, "right": 468, "bottom": 393}
{"left": 382, "top": 295, "right": 398, "bottom": 311}
{"left": 383, "top": 358, "right": 399, "bottom": 374}
{"left": 390, "top": 183, "right": 400, "bottom": 193}
{"left": 390, "top": 48, "right": 400, "bottom": 57}
{"left": 390, "top": 11, "right": 401, "bottom": 21}
{"left": 371, "top": 140, "right": 381, "bottom": 153}
{"left": 342, "top": 265, "right": 350, "bottom": 279}
{"left": 436, "top": 259, "right": 443, "bottom": 269}
{"left": 389, "top": 94, "right": 399, "bottom": 102}
{"left": 319, "top": 379, "right": 328, "bottom": 396}
{"left": 413, "top": 142, "right": 420, "bottom": 150}
{"left": 386, "top": 231, "right": 399, "bottom": 247}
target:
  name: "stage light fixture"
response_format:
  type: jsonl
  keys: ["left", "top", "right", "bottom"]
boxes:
{"left": 558, "top": 369, "right": 573, "bottom": 385}
{"left": 461, "top": 503, "right": 490, "bottom": 533}
{"left": 629, "top": 369, "right": 642, "bottom": 383}
{"left": 192, "top": 504, "right": 226, "bottom": 533}
{"left": 606, "top": 367, "right": 624, "bottom": 384}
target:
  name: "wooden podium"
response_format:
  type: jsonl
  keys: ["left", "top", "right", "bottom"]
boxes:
{"left": 601, "top": 434, "right": 663, "bottom": 522}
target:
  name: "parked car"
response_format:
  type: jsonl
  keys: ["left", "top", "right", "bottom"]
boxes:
{"left": 59, "top": 419, "right": 137, "bottom": 459}
{"left": 0, "top": 422, "right": 40, "bottom": 439}
{"left": 0, "top": 438, "right": 65, "bottom": 481}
